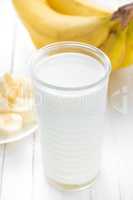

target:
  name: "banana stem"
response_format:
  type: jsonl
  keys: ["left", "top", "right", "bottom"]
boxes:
{"left": 112, "top": 3, "right": 133, "bottom": 27}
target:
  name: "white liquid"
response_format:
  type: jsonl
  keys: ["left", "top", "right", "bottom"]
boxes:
{"left": 34, "top": 53, "right": 108, "bottom": 188}
{"left": 37, "top": 53, "right": 105, "bottom": 88}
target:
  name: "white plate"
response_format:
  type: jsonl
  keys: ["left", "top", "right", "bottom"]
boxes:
{"left": 0, "top": 122, "right": 38, "bottom": 144}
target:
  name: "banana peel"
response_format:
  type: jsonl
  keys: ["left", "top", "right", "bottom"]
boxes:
{"left": 122, "top": 21, "right": 133, "bottom": 67}
{"left": 101, "top": 28, "right": 127, "bottom": 70}
{"left": 13, "top": 0, "right": 133, "bottom": 70}
{"left": 47, "top": 0, "right": 111, "bottom": 17}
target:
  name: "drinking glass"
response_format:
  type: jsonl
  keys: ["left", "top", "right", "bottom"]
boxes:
{"left": 31, "top": 42, "right": 111, "bottom": 191}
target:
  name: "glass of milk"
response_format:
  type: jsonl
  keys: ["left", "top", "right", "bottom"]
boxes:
{"left": 31, "top": 42, "right": 111, "bottom": 191}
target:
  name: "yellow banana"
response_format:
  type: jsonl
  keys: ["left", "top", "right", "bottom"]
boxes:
{"left": 100, "top": 27, "right": 127, "bottom": 70}
{"left": 13, "top": 0, "right": 112, "bottom": 48}
{"left": 27, "top": 18, "right": 111, "bottom": 48}
{"left": 13, "top": 0, "right": 133, "bottom": 70}
{"left": 122, "top": 21, "right": 133, "bottom": 67}
{"left": 47, "top": 0, "right": 112, "bottom": 17}
{"left": 25, "top": 24, "right": 56, "bottom": 47}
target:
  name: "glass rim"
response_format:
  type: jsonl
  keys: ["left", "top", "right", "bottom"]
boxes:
{"left": 31, "top": 41, "right": 112, "bottom": 92}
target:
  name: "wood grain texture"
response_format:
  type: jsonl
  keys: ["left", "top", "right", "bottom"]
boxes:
{"left": 0, "top": 1, "right": 35, "bottom": 200}
{"left": 0, "top": 1, "right": 18, "bottom": 199}
{"left": 1, "top": 138, "right": 33, "bottom": 200}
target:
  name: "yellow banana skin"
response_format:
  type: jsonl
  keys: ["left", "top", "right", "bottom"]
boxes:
{"left": 28, "top": 19, "right": 111, "bottom": 48}
{"left": 47, "top": 0, "right": 111, "bottom": 17}
{"left": 100, "top": 28, "right": 127, "bottom": 70}
{"left": 13, "top": 0, "right": 133, "bottom": 70}
{"left": 13, "top": 0, "right": 111, "bottom": 48}
{"left": 23, "top": 22, "right": 56, "bottom": 47}
{"left": 122, "top": 22, "right": 133, "bottom": 67}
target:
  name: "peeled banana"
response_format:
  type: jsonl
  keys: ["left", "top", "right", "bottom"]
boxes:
{"left": 13, "top": 0, "right": 133, "bottom": 70}
{"left": 0, "top": 73, "right": 35, "bottom": 134}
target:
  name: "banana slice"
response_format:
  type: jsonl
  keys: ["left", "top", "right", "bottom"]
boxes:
{"left": 12, "top": 97, "right": 35, "bottom": 113}
{"left": 0, "top": 113, "right": 23, "bottom": 134}
{"left": 0, "top": 73, "right": 35, "bottom": 132}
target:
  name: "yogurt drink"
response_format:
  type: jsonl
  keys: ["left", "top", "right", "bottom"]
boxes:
{"left": 31, "top": 42, "right": 111, "bottom": 190}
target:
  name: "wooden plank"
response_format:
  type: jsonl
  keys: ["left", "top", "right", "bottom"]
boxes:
{"left": 90, "top": 126, "right": 120, "bottom": 200}
{"left": 0, "top": 145, "right": 6, "bottom": 199}
{"left": 0, "top": 0, "right": 18, "bottom": 199}
{"left": 109, "top": 67, "right": 133, "bottom": 200}
{"left": 1, "top": 137, "right": 33, "bottom": 200}
{"left": 0, "top": 1, "right": 35, "bottom": 200}
{"left": 109, "top": 115, "right": 133, "bottom": 200}
{"left": 32, "top": 132, "right": 47, "bottom": 200}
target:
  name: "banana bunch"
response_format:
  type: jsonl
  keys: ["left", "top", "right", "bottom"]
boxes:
{"left": 13, "top": 0, "right": 133, "bottom": 70}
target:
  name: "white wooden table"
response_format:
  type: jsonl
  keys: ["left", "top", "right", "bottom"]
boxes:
{"left": 0, "top": 1, "right": 133, "bottom": 200}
